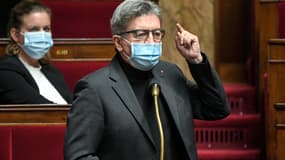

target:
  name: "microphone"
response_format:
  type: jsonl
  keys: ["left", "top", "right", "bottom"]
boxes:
{"left": 148, "top": 79, "right": 160, "bottom": 96}
{"left": 151, "top": 83, "right": 160, "bottom": 97}
{"left": 149, "top": 81, "right": 164, "bottom": 160}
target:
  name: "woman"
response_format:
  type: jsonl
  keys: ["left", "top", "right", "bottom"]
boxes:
{"left": 0, "top": 1, "right": 72, "bottom": 104}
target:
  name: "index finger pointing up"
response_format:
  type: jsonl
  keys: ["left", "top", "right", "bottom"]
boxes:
{"left": 176, "top": 23, "right": 185, "bottom": 33}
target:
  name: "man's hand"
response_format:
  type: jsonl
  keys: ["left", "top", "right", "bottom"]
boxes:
{"left": 175, "top": 23, "right": 203, "bottom": 64}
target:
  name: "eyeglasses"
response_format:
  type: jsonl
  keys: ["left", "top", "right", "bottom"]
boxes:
{"left": 118, "top": 29, "right": 165, "bottom": 42}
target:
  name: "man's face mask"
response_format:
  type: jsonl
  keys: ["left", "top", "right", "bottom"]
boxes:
{"left": 125, "top": 42, "right": 162, "bottom": 71}
{"left": 20, "top": 31, "right": 53, "bottom": 60}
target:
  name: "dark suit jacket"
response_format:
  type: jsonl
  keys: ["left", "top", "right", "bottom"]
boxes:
{"left": 64, "top": 53, "right": 230, "bottom": 160}
{"left": 0, "top": 55, "right": 72, "bottom": 104}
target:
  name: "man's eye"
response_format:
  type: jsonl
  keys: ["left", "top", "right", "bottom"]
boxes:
{"left": 44, "top": 27, "right": 50, "bottom": 32}
{"left": 28, "top": 28, "right": 39, "bottom": 32}
{"left": 135, "top": 31, "right": 147, "bottom": 38}
{"left": 153, "top": 32, "right": 161, "bottom": 37}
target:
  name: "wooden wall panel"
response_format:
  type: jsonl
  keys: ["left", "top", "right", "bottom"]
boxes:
{"left": 215, "top": 0, "right": 252, "bottom": 83}
{"left": 266, "top": 39, "right": 285, "bottom": 160}
{"left": 255, "top": 0, "right": 278, "bottom": 110}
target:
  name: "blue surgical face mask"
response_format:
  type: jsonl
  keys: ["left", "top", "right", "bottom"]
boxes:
{"left": 20, "top": 31, "right": 53, "bottom": 60}
{"left": 127, "top": 42, "right": 162, "bottom": 71}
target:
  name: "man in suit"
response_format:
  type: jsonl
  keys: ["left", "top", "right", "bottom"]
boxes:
{"left": 64, "top": 0, "right": 230, "bottom": 160}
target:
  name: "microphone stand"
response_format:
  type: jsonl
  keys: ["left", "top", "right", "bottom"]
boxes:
{"left": 151, "top": 83, "right": 164, "bottom": 160}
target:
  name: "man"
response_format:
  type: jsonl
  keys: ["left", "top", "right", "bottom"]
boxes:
{"left": 64, "top": 0, "right": 230, "bottom": 160}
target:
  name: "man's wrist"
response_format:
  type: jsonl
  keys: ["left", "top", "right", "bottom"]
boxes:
{"left": 187, "top": 54, "right": 203, "bottom": 64}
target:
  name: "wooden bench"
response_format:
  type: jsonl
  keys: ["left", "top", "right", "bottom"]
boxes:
{"left": 0, "top": 104, "right": 70, "bottom": 123}
{"left": 0, "top": 104, "right": 70, "bottom": 160}
{"left": 0, "top": 123, "right": 66, "bottom": 160}
{"left": 48, "top": 38, "right": 115, "bottom": 90}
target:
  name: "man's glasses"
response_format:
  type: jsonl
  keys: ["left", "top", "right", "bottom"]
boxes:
{"left": 118, "top": 29, "right": 165, "bottom": 42}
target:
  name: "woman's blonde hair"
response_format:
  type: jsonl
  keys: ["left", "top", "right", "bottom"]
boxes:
{"left": 5, "top": 1, "right": 51, "bottom": 57}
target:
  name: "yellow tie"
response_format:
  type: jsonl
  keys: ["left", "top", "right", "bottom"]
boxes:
{"left": 151, "top": 83, "right": 164, "bottom": 160}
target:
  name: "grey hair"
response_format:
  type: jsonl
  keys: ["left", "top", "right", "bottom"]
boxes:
{"left": 110, "top": 0, "right": 162, "bottom": 35}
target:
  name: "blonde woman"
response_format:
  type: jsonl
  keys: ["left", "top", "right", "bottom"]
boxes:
{"left": 0, "top": 1, "right": 71, "bottom": 104}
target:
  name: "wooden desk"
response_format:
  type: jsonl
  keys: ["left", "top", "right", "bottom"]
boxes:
{"left": 0, "top": 38, "right": 115, "bottom": 60}
{"left": 266, "top": 39, "right": 285, "bottom": 160}
{"left": 0, "top": 104, "right": 70, "bottom": 123}
{"left": 48, "top": 38, "right": 114, "bottom": 60}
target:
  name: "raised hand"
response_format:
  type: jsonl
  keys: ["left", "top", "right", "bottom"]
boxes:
{"left": 175, "top": 23, "right": 203, "bottom": 64}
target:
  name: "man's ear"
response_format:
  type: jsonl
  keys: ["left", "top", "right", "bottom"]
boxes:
{"left": 10, "top": 28, "right": 21, "bottom": 43}
{"left": 112, "top": 35, "right": 123, "bottom": 52}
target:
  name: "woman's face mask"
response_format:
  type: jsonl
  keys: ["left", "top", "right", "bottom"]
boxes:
{"left": 20, "top": 31, "right": 53, "bottom": 60}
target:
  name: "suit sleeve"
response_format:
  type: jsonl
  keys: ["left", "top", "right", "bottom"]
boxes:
{"left": 64, "top": 78, "right": 103, "bottom": 160}
{"left": 0, "top": 70, "right": 53, "bottom": 104}
{"left": 186, "top": 53, "right": 230, "bottom": 120}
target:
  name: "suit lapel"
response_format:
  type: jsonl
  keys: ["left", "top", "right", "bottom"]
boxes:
{"left": 152, "top": 65, "right": 183, "bottom": 133}
{"left": 153, "top": 63, "right": 193, "bottom": 160}
{"left": 109, "top": 57, "right": 156, "bottom": 149}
